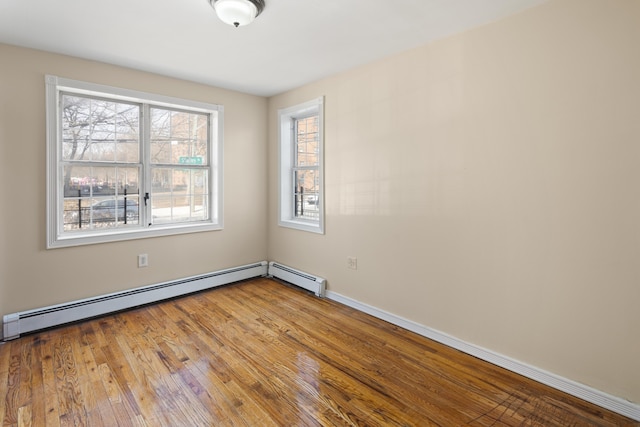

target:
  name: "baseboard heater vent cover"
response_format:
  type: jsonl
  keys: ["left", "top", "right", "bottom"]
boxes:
{"left": 2, "top": 261, "right": 268, "bottom": 341}
{"left": 268, "top": 262, "right": 326, "bottom": 297}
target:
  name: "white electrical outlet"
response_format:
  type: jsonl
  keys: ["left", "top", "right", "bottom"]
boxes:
{"left": 347, "top": 256, "right": 357, "bottom": 270}
{"left": 138, "top": 254, "right": 149, "bottom": 268}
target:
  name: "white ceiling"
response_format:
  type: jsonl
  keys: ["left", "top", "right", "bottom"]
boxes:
{"left": 0, "top": 0, "right": 547, "bottom": 97}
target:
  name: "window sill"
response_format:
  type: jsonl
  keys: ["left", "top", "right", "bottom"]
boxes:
{"left": 48, "top": 222, "right": 223, "bottom": 249}
{"left": 278, "top": 218, "right": 324, "bottom": 234}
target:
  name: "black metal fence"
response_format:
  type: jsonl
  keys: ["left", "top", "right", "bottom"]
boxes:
{"left": 294, "top": 186, "right": 320, "bottom": 221}
{"left": 63, "top": 189, "right": 140, "bottom": 230}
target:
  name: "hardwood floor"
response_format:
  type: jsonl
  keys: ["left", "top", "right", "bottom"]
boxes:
{"left": 0, "top": 278, "right": 636, "bottom": 426}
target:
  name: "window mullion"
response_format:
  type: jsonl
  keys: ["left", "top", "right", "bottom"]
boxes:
{"left": 142, "top": 103, "right": 151, "bottom": 228}
{"left": 293, "top": 119, "right": 299, "bottom": 167}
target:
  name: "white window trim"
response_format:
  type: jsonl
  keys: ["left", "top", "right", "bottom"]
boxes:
{"left": 45, "top": 75, "right": 224, "bottom": 248}
{"left": 278, "top": 97, "right": 324, "bottom": 234}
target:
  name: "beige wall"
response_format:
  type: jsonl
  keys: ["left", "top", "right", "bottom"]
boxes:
{"left": 0, "top": 44, "right": 268, "bottom": 319}
{"left": 268, "top": 0, "right": 640, "bottom": 404}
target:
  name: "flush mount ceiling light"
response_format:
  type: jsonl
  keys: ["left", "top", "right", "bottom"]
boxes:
{"left": 210, "top": 0, "right": 265, "bottom": 27}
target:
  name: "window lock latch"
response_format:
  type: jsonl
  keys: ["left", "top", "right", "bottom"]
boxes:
{"left": 144, "top": 192, "right": 150, "bottom": 206}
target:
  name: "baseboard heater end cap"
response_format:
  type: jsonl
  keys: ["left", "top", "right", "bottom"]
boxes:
{"left": 268, "top": 262, "right": 326, "bottom": 298}
{"left": 3, "top": 313, "right": 20, "bottom": 341}
{"left": 316, "top": 277, "right": 327, "bottom": 298}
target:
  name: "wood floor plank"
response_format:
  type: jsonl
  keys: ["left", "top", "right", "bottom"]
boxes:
{"left": 27, "top": 336, "right": 45, "bottom": 427}
{"left": 0, "top": 339, "right": 12, "bottom": 426}
{"left": 101, "top": 325, "right": 173, "bottom": 426}
{"left": 75, "top": 322, "right": 124, "bottom": 427}
{"left": 72, "top": 334, "right": 107, "bottom": 426}
{"left": 3, "top": 339, "right": 22, "bottom": 426}
{"left": 0, "top": 278, "right": 637, "bottom": 426}
{"left": 17, "top": 337, "right": 33, "bottom": 425}
{"left": 51, "top": 329, "right": 89, "bottom": 427}
{"left": 17, "top": 404, "right": 31, "bottom": 427}
{"left": 38, "top": 333, "right": 61, "bottom": 427}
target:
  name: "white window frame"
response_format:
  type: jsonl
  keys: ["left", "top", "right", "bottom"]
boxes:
{"left": 46, "top": 75, "right": 224, "bottom": 248}
{"left": 278, "top": 97, "right": 324, "bottom": 234}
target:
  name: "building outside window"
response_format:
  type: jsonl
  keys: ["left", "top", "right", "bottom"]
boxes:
{"left": 293, "top": 114, "right": 320, "bottom": 221}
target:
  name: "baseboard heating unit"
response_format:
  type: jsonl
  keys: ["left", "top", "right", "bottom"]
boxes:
{"left": 268, "top": 262, "right": 326, "bottom": 297}
{"left": 2, "top": 261, "right": 268, "bottom": 341}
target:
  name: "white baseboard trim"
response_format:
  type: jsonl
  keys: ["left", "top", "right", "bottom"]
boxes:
{"left": 326, "top": 290, "right": 640, "bottom": 422}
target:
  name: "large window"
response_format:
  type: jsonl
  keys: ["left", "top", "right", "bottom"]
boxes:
{"left": 278, "top": 97, "right": 324, "bottom": 234}
{"left": 46, "top": 76, "right": 223, "bottom": 248}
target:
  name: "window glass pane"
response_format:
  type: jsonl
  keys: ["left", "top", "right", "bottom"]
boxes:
{"left": 62, "top": 165, "right": 140, "bottom": 231}
{"left": 63, "top": 165, "right": 139, "bottom": 197}
{"left": 116, "top": 105, "right": 141, "bottom": 162}
{"left": 61, "top": 94, "right": 139, "bottom": 163}
{"left": 294, "top": 169, "right": 319, "bottom": 220}
{"left": 295, "top": 116, "right": 319, "bottom": 167}
{"left": 63, "top": 165, "right": 91, "bottom": 198}
{"left": 151, "top": 167, "right": 209, "bottom": 224}
{"left": 63, "top": 198, "right": 82, "bottom": 231}
{"left": 63, "top": 195, "right": 140, "bottom": 231}
{"left": 62, "top": 96, "right": 91, "bottom": 161}
{"left": 150, "top": 108, "right": 208, "bottom": 166}
{"left": 150, "top": 108, "right": 171, "bottom": 164}
{"left": 118, "top": 167, "right": 140, "bottom": 196}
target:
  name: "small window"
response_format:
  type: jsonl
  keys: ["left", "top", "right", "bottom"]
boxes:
{"left": 46, "top": 76, "right": 224, "bottom": 248}
{"left": 278, "top": 97, "right": 324, "bottom": 234}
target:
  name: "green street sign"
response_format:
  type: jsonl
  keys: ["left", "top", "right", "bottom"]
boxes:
{"left": 179, "top": 156, "right": 203, "bottom": 165}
